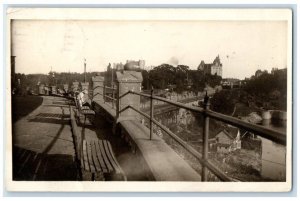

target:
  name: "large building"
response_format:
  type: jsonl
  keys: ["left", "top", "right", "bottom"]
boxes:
{"left": 113, "top": 62, "right": 124, "bottom": 71}
{"left": 198, "top": 55, "right": 223, "bottom": 77}
{"left": 126, "top": 60, "right": 145, "bottom": 69}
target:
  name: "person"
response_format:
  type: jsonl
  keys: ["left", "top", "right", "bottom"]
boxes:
{"left": 77, "top": 89, "right": 91, "bottom": 108}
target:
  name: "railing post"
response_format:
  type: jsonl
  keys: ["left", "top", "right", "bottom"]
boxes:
{"left": 150, "top": 87, "right": 154, "bottom": 140}
{"left": 202, "top": 91, "right": 210, "bottom": 181}
{"left": 104, "top": 85, "right": 106, "bottom": 103}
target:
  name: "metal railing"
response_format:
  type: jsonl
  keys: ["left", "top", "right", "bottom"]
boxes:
{"left": 96, "top": 85, "right": 117, "bottom": 109}
{"left": 139, "top": 90, "right": 202, "bottom": 110}
{"left": 115, "top": 89, "right": 286, "bottom": 182}
{"left": 95, "top": 83, "right": 286, "bottom": 181}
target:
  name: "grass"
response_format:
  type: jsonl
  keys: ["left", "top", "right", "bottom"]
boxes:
{"left": 12, "top": 95, "right": 43, "bottom": 123}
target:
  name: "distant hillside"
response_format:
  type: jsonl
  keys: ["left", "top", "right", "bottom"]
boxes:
{"left": 210, "top": 70, "right": 287, "bottom": 115}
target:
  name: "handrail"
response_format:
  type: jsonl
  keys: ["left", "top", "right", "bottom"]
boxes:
{"left": 206, "top": 110, "right": 286, "bottom": 145}
{"left": 98, "top": 84, "right": 286, "bottom": 181}
{"left": 129, "top": 90, "right": 286, "bottom": 145}
{"left": 128, "top": 105, "right": 232, "bottom": 181}
{"left": 96, "top": 85, "right": 115, "bottom": 89}
{"left": 130, "top": 91, "right": 205, "bottom": 114}
{"left": 104, "top": 95, "right": 116, "bottom": 101}
{"left": 103, "top": 85, "right": 116, "bottom": 109}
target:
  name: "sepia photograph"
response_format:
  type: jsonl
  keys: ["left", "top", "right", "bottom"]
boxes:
{"left": 5, "top": 8, "right": 292, "bottom": 192}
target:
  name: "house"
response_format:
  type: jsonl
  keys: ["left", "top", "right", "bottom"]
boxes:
{"left": 210, "top": 127, "right": 241, "bottom": 153}
{"left": 198, "top": 55, "right": 223, "bottom": 77}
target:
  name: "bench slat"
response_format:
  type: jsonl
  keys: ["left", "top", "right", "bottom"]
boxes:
{"left": 94, "top": 140, "right": 108, "bottom": 173}
{"left": 98, "top": 140, "right": 114, "bottom": 173}
{"left": 81, "top": 106, "right": 90, "bottom": 110}
{"left": 82, "top": 140, "right": 90, "bottom": 172}
{"left": 87, "top": 141, "right": 96, "bottom": 173}
{"left": 91, "top": 141, "right": 102, "bottom": 172}
{"left": 81, "top": 110, "right": 95, "bottom": 115}
{"left": 103, "top": 140, "right": 121, "bottom": 174}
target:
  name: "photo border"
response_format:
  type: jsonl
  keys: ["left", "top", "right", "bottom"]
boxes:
{"left": 3, "top": 5, "right": 296, "bottom": 195}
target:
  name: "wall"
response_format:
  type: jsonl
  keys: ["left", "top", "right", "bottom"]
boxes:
{"left": 260, "top": 137, "right": 286, "bottom": 181}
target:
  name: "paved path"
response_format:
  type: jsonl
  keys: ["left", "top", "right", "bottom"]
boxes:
{"left": 12, "top": 96, "right": 78, "bottom": 181}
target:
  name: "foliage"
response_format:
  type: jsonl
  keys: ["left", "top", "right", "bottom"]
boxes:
{"left": 144, "top": 64, "right": 221, "bottom": 93}
{"left": 12, "top": 62, "right": 223, "bottom": 95}
{"left": 210, "top": 69, "right": 287, "bottom": 114}
{"left": 210, "top": 89, "right": 239, "bottom": 115}
{"left": 148, "top": 64, "right": 177, "bottom": 90}
{"left": 243, "top": 70, "right": 287, "bottom": 110}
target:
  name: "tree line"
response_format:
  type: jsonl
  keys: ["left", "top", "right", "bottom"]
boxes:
{"left": 141, "top": 64, "right": 222, "bottom": 93}
{"left": 210, "top": 69, "right": 287, "bottom": 113}
{"left": 12, "top": 64, "right": 222, "bottom": 95}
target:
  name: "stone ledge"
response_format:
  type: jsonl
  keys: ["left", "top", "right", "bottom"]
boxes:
{"left": 93, "top": 100, "right": 202, "bottom": 181}
{"left": 119, "top": 120, "right": 202, "bottom": 181}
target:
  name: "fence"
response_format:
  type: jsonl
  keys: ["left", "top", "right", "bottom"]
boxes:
{"left": 98, "top": 85, "right": 286, "bottom": 181}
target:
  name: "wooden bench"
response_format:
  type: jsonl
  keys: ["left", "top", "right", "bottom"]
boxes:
{"left": 80, "top": 139, "right": 127, "bottom": 181}
{"left": 70, "top": 106, "right": 126, "bottom": 181}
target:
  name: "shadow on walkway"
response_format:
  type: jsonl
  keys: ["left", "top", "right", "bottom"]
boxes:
{"left": 13, "top": 146, "right": 79, "bottom": 181}
{"left": 13, "top": 105, "right": 78, "bottom": 181}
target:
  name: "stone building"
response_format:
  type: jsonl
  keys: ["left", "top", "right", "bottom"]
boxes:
{"left": 126, "top": 59, "right": 145, "bottom": 70}
{"left": 113, "top": 62, "right": 124, "bottom": 71}
{"left": 198, "top": 55, "right": 223, "bottom": 77}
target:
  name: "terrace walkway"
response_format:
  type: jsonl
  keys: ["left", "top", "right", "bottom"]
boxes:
{"left": 12, "top": 96, "right": 154, "bottom": 181}
{"left": 12, "top": 96, "right": 78, "bottom": 180}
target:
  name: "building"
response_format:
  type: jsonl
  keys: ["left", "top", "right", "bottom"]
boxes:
{"left": 113, "top": 62, "right": 124, "bottom": 71}
{"left": 105, "top": 60, "right": 146, "bottom": 87}
{"left": 209, "top": 127, "right": 241, "bottom": 153}
{"left": 221, "top": 78, "right": 241, "bottom": 89}
{"left": 271, "top": 67, "right": 287, "bottom": 75}
{"left": 126, "top": 59, "right": 145, "bottom": 70}
{"left": 198, "top": 55, "right": 223, "bottom": 77}
{"left": 255, "top": 69, "right": 268, "bottom": 77}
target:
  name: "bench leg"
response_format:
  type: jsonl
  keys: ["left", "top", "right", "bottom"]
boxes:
{"left": 81, "top": 170, "right": 92, "bottom": 181}
{"left": 81, "top": 170, "right": 105, "bottom": 181}
{"left": 94, "top": 172, "right": 105, "bottom": 181}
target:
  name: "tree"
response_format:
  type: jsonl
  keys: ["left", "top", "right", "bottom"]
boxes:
{"left": 210, "top": 90, "right": 239, "bottom": 115}
{"left": 148, "top": 64, "right": 176, "bottom": 89}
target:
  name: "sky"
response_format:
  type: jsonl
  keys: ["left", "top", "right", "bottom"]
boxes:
{"left": 11, "top": 20, "right": 288, "bottom": 79}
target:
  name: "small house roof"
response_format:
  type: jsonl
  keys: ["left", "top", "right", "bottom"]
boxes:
{"left": 213, "top": 127, "right": 239, "bottom": 140}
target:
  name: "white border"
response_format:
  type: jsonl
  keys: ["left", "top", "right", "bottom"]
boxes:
{"left": 5, "top": 8, "right": 293, "bottom": 192}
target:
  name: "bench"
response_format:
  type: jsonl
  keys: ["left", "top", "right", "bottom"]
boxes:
{"left": 70, "top": 106, "right": 126, "bottom": 181}
{"left": 74, "top": 96, "right": 95, "bottom": 124}
{"left": 80, "top": 139, "right": 127, "bottom": 181}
